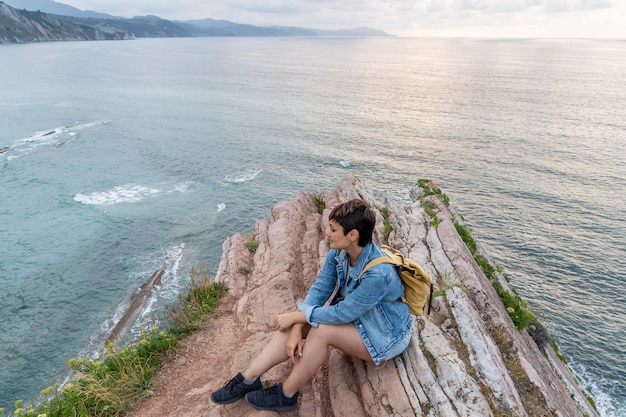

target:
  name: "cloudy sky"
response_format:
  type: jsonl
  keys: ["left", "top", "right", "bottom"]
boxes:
{"left": 59, "top": 0, "right": 625, "bottom": 38}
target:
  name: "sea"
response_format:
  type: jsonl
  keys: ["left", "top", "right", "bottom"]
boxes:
{"left": 0, "top": 37, "right": 624, "bottom": 416}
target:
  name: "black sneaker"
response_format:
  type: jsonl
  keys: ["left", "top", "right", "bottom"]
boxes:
{"left": 210, "top": 372, "right": 262, "bottom": 405}
{"left": 245, "top": 383, "right": 299, "bottom": 412}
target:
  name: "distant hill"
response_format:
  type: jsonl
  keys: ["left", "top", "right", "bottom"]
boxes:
{"left": 0, "top": 0, "right": 391, "bottom": 43}
{"left": 180, "top": 18, "right": 389, "bottom": 37}
{"left": 0, "top": 2, "right": 133, "bottom": 43}
{"left": 312, "top": 27, "right": 390, "bottom": 37}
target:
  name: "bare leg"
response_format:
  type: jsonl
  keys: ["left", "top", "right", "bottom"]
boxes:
{"left": 242, "top": 325, "right": 310, "bottom": 381}
{"left": 281, "top": 323, "right": 371, "bottom": 397}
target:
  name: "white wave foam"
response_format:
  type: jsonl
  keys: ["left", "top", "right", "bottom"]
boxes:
{"left": 217, "top": 203, "right": 226, "bottom": 212}
{"left": 20, "top": 127, "right": 64, "bottom": 144}
{"left": 339, "top": 160, "right": 351, "bottom": 167}
{"left": 74, "top": 184, "right": 159, "bottom": 206}
{"left": 132, "top": 244, "right": 188, "bottom": 335}
{"left": 223, "top": 169, "right": 261, "bottom": 184}
{"left": 5, "top": 121, "right": 110, "bottom": 160}
{"left": 70, "top": 120, "right": 110, "bottom": 131}
{"left": 80, "top": 244, "right": 188, "bottom": 361}
{"left": 569, "top": 360, "right": 623, "bottom": 417}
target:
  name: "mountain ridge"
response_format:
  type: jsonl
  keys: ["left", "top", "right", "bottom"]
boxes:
{"left": 0, "top": 2, "right": 134, "bottom": 43}
{"left": 0, "top": 0, "right": 391, "bottom": 43}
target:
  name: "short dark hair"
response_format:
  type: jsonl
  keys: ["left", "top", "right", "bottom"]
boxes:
{"left": 329, "top": 199, "right": 376, "bottom": 247}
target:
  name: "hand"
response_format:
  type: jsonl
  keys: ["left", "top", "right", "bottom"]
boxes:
{"left": 286, "top": 324, "right": 304, "bottom": 363}
{"left": 274, "top": 312, "right": 305, "bottom": 331}
{"left": 274, "top": 312, "right": 294, "bottom": 331}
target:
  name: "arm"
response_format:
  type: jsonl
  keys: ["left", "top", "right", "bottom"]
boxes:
{"left": 306, "top": 265, "right": 393, "bottom": 326}
{"left": 275, "top": 311, "right": 306, "bottom": 331}
{"left": 275, "top": 313, "right": 309, "bottom": 363}
{"left": 285, "top": 322, "right": 306, "bottom": 363}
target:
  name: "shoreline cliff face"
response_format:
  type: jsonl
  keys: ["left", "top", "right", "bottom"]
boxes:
{"left": 131, "top": 174, "right": 598, "bottom": 417}
{"left": 0, "top": 2, "right": 133, "bottom": 43}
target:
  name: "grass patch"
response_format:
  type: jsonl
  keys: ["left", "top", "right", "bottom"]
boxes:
{"left": 416, "top": 179, "right": 537, "bottom": 330}
{"left": 244, "top": 240, "right": 259, "bottom": 252}
{"left": 549, "top": 338, "right": 568, "bottom": 364}
{"left": 416, "top": 184, "right": 537, "bottom": 331}
{"left": 311, "top": 192, "right": 326, "bottom": 214}
{"left": 377, "top": 206, "right": 393, "bottom": 240}
{"left": 454, "top": 222, "right": 478, "bottom": 255}
{"left": 421, "top": 199, "right": 441, "bottom": 229}
{"left": 11, "top": 266, "right": 227, "bottom": 417}
{"left": 454, "top": 221, "right": 535, "bottom": 330}
{"left": 432, "top": 288, "right": 447, "bottom": 298}
{"left": 417, "top": 179, "right": 450, "bottom": 207}
{"left": 584, "top": 391, "right": 598, "bottom": 413}
{"left": 165, "top": 266, "right": 228, "bottom": 336}
{"left": 416, "top": 179, "right": 450, "bottom": 228}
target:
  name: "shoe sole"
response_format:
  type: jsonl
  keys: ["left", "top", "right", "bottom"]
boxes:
{"left": 211, "top": 383, "right": 262, "bottom": 405}
{"left": 245, "top": 397, "right": 297, "bottom": 412}
{"left": 211, "top": 394, "right": 244, "bottom": 405}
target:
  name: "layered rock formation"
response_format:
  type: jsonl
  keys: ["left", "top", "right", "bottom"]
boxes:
{"left": 0, "top": 2, "right": 133, "bottom": 43}
{"left": 131, "top": 174, "right": 598, "bottom": 417}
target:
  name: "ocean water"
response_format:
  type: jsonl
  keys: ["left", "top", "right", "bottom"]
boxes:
{"left": 0, "top": 37, "right": 624, "bottom": 415}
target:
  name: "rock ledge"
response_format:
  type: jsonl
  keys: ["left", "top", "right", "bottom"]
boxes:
{"left": 130, "top": 174, "right": 597, "bottom": 417}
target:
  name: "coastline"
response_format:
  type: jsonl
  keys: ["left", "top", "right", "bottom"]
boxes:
{"left": 106, "top": 265, "right": 167, "bottom": 343}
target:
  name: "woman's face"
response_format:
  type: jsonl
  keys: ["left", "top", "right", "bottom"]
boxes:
{"left": 327, "top": 220, "right": 353, "bottom": 250}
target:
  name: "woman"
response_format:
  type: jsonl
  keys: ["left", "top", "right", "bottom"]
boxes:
{"left": 210, "top": 199, "right": 412, "bottom": 412}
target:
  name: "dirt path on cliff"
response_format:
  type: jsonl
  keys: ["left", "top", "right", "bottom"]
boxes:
{"left": 126, "top": 294, "right": 244, "bottom": 417}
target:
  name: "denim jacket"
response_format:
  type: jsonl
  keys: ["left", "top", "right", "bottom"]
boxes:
{"left": 298, "top": 242, "right": 412, "bottom": 364}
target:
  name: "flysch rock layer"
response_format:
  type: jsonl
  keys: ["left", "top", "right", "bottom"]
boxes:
{"left": 129, "top": 174, "right": 598, "bottom": 417}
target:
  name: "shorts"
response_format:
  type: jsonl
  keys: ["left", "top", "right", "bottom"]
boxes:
{"left": 380, "top": 318, "right": 414, "bottom": 362}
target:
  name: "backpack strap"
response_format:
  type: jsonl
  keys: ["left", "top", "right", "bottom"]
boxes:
{"left": 357, "top": 257, "right": 393, "bottom": 282}
{"left": 357, "top": 257, "right": 403, "bottom": 305}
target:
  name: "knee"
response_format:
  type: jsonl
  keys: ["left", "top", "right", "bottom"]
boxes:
{"left": 269, "top": 329, "right": 289, "bottom": 344}
{"left": 307, "top": 324, "right": 332, "bottom": 343}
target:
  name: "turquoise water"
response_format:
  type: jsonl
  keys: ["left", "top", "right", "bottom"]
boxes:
{"left": 1, "top": 38, "right": 624, "bottom": 416}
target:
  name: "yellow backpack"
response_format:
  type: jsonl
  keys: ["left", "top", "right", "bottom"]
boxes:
{"left": 358, "top": 245, "right": 434, "bottom": 316}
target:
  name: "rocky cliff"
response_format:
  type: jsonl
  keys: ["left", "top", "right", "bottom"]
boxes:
{"left": 130, "top": 174, "right": 598, "bottom": 417}
{"left": 0, "top": 2, "right": 133, "bottom": 43}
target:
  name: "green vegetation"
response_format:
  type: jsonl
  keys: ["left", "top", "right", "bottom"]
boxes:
{"left": 416, "top": 179, "right": 448, "bottom": 229}
{"left": 453, "top": 221, "right": 536, "bottom": 330}
{"left": 165, "top": 266, "right": 228, "bottom": 336}
{"left": 377, "top": 206, "right": 393, "bottom": 240}
{"left": 311, "top": 192, "right": 326, "bottom": 214}
{"left": 422, "top": 200, "right": 441, "bottom": 229}
{"left": 454, "top": 222, "right": 478, "bottom": 255}
{"left": 417, "top": 179, "right": 450, "bottom": 206}
{"left": 244, "top": 240, "right": 259, "bottom": 252}
{"left": 549, "top": 338, "right": 568, "bottom": 364}
{"left": 10, "top": 266, "right": 227, "bottom": 417}
{"left": 416, "top": 178, "right": 536, "bottom": 331}
{"left": 432, "top": 288, "right": 448, "bottom": 298}
{"left": 427, "top": 180, "right": 584, "bottom": 405}
{"left": 584, "top": 391, "right": 598, "bottom": 413}
{"left": 239, "top": 265, "right": 251, "bottom": 275}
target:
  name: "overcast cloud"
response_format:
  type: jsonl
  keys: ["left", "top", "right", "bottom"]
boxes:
{"left": 60, "top": 0, "right": 625, "bottom": 38}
